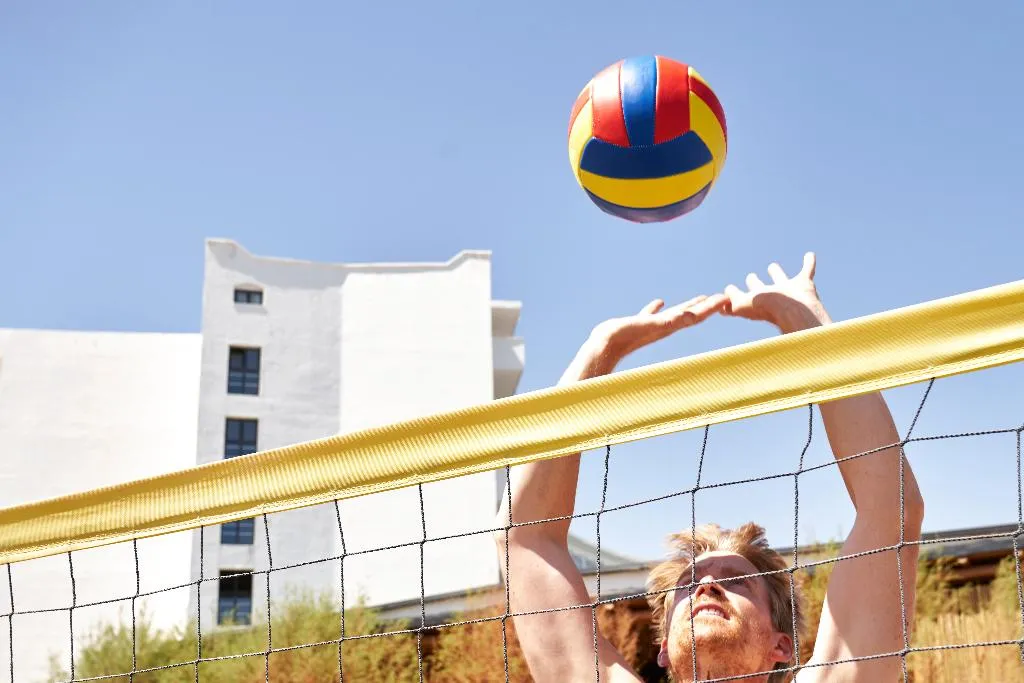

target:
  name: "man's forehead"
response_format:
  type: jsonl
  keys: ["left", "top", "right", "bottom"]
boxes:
{"left": 686, "top": 551, "right": 759, "bottom": 576}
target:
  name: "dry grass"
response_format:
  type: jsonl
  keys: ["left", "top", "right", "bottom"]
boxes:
{"left": 428, "top": 604, "right": 530, "bottom": 683}
{"left": 907, "top": 556, "right": 1024, "bottom": 682}
{"left": 910, "top": 608, "right": 1024, "bottom": 681}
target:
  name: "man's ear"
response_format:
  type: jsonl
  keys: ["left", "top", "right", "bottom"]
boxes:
{"left": 657, "top": 639, "right": 669, "bottom": 668}
{"left": 770, "top": 632, "right": 794, "bottom": 664}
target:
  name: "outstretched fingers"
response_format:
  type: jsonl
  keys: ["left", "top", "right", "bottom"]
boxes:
{"left": 682, "top": 293, "right": 728, "bottom": 326}
{"left": 659, "top": 294, "right": 726, "bottom": 328}
{"left": 767, "top": 262, "right": 787, "bottom": 284}
{"left": 722, "top": 284, "right": 745, "bottom": 315}
{"left": 687, "top": 293, "right": 728, "bottom": 321}
{"left": 641, "top": 295, "right": 708, "bottom": 317}
{"left": 641, "top": 299, "right": 666, "bottom": 315}
{"left": 800, "top": 251, "right": 817, "bottom": 280}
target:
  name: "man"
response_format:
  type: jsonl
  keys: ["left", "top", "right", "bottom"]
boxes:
{"left": 495, "top": 253, "right": 925, "bottom": 682}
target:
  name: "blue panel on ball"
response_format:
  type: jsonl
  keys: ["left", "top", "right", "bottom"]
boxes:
{"left": 579, "top": 131, "right": 712, "bottom": 180}
{"left": 585, "top": 183, "right": 713, "bottom": 223}
{"left": 620, "top": 56, "right": 658, "bottom": 147}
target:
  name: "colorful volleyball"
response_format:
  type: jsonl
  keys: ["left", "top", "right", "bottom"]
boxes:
{"left": 567, "top": 56, "right": 728, "bottom": 223}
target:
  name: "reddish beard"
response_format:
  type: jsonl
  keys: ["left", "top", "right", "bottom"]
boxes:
{"left": 667, "top": 600, "right": 775, "bottom": 682}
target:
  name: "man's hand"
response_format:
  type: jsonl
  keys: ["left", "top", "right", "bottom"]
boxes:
{"left": 720, "top": 252, "right": 924, "bottom": 682}
{"left": 567, "top": 294, "right": 729, "bottom": 382}
{"left": 722, "top": 251, "right": 831, "bottom": 335}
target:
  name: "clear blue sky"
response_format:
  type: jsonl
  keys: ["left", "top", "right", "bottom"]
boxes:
{"left": 2, "top": 2, "right": 1023, "bottom": 562}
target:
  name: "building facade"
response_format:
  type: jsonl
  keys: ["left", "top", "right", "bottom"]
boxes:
{"left": 0, "top": 328, "right": 203, "bottom": 683}
{"left": 0, "top": 239, "right": 524, "bottom": 681}
{"left": 189, "top": 239, "right": 525, "bottom": 628}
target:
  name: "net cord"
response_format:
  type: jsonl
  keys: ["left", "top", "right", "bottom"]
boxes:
{"left": 2, "top": 279, "right": 1024, "bottom": 567}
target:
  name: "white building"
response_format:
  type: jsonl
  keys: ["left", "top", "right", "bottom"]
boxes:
{"left": 0, "top": 239, "right": 526, "bottom": 682}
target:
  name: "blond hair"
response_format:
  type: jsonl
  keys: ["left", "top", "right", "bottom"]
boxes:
{"left": 646, "top": 523, "right": 803, "bottom": 683}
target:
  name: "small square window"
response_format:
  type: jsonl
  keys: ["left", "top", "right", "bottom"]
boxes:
{"left": 221, "top": 518, "right": 255, "bottom": 545}
{"left": 234, "top": 288, "right": 263, "bottom": 305}
{"left": 217, "top": 571, "right": 253, "bottom": 625}
{"left": 228, "top": 347, "right": 260, "bottom": 395}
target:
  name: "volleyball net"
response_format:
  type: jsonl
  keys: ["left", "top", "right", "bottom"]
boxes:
{"left": 2, "top": 279, "right": 1024, "bottom": 682}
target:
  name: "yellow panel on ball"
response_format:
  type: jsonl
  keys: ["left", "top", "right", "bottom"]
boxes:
{"left": 567, "top": 99, "right": 594, "bottom": 189}
{"left": 578, "top": 163, "right": 716, "bottom": 209}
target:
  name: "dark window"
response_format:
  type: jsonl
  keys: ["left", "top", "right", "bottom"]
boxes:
{"left": 228, "top": 347, "right": 260, "bottom": 395}
{"left": 225, "top": 418, "right": 258, "bottom": 458}
{"left": 220, "top": 518, "right": 255, "bottom": 545}
{"left": 217, "top": 571, "right": 253, "bottom": 625}
{"left": 234, "top": 288, "right": 263, "bottom": 305}
{"left": 222, "top": 418, "right": 258, "bottom": 544}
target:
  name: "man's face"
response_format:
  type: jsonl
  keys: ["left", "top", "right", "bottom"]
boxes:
{"left": 658, "top": 551, "right": 791, "bottom": 681}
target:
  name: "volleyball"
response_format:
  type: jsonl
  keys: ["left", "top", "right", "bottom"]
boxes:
{"left": 567, "top": 56, "right": 728, "bottom": 223}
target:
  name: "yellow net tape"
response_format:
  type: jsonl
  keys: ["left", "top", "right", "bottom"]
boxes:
{"left": 2, "top": 279, "right": 1024, "bottom": 565}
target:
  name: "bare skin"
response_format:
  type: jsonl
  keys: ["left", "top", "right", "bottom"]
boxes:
{"left": 661, "top": 551, "right": 794, "bottom": 680}
{"left": 495, "top": 253, "right": 925, "bottom": 682}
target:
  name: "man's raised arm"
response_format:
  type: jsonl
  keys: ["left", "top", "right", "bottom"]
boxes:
{"left": 495, "top": 295, "right": 726, "bottom": 683}
{"left": 722, "top": 253, "right": 925, "bottom": 682}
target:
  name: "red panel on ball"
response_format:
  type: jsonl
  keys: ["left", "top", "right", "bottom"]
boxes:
{"left": 590, "top": 61, "right": 630, "bottom": 147}
{"left": 653, "top": 56, "right": 691, "bottom": 144}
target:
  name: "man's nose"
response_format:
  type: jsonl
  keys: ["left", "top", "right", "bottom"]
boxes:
{"left": 693, "top": 576, "right": 724, "bottom": 600}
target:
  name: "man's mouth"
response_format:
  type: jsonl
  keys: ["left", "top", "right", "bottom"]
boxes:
{"left": 691, "top": 604, "right": 728, "bottom": 620}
